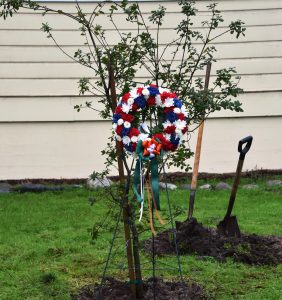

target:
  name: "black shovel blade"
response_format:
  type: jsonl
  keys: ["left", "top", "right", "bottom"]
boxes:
{"left": 217, "top": 216, "right": 241, "bottom": 237}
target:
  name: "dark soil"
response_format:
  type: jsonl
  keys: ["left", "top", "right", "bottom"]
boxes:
{"left": 143, "top": 218, "right": 282, "bottom": 265}
{"left": 73, "top": 277, "right": 207, "bottom": 300}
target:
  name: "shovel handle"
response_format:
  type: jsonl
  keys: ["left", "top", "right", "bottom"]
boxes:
{"left": 224, "top": 136, "right": 253, "bottom": 221}
{"left": 238, "top": 136, "right": 253, "bottom": 160}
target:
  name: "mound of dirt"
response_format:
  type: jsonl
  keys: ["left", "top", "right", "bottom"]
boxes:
{"left": 143, "top": 218, "right": 282, "bottom": 265}
{"left": 73, "top": 277, "right": 207, "bottom": 300}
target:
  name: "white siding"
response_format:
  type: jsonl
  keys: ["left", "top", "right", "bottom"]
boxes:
{"left": 0, "top": 0, "right": 282, "bottom": 179}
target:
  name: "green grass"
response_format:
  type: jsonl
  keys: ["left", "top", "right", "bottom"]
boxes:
{"left": 0, "top": 176, "right": 281, "bottom": 300}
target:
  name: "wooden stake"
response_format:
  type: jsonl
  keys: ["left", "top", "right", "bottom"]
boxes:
{"left": 188, "top": 62, "right": 212, "bottom": 219}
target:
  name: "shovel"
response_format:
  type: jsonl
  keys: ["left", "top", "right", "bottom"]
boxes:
{"left": 217, "top": 136, "right": 253, "bottom": 237}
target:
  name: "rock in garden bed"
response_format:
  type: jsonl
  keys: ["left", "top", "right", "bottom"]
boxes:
{"left": 87, "top": 177, "right": 113, "bottom": 189}
{"left": 73, "top": 277, "right": 207, "bottom": 300}
{"left": 143, "top": 218, "right": 282, "bottom": 265}
{"left": 0, "top": 183, "right": 12, "bottom": 193}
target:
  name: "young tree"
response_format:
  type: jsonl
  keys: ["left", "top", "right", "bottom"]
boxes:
{"left": 0, "top": 0, "right": 246, "bottom": 298}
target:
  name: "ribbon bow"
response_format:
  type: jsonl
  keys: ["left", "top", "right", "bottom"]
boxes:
{"left": 133, "top": 138, "right": 165, "bottom": 234}
{"left": 142, "top": 138, "right": 162, "bottom": 158}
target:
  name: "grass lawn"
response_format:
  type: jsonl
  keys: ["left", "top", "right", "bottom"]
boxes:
{"left": 0, "top": 176, "right": 281, "bottom": 300}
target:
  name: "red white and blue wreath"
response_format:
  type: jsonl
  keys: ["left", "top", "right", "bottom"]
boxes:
{"left": 112, "top": 85, "right": 188, "bottom": 153}
{"left": 112, "top": 85, "right": 188, "bottom": 231}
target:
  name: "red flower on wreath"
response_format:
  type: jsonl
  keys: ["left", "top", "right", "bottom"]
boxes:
{"left": 164, "top": 107, "right": 174, "bottom": 113}
{"left": 132, "top": 103, "right": 139, "bottom": 111}
{"left": 178, "top": 113, "right": 185, "bottom": 121}
{"left": 128, "top": 128, "right": 140, "bottom": 138}
{"left": 122, "top": 114, "right": 135, "bottom": 123}
{"left": 116, "top": 125, "right": 123, "bottom": 136}
{"left": 160, "top": 91, "right": 170, "bottom": 102}
{"left": 164, "top": 125, "right": 176, "bottom": 134}
{"left": 116, "top": 106, "right": 123, "bottom": 114}
{"left": 137, "top": 87, "right": 144, "bottom": 95}
{"left": 153, "top": 134, "right": 171, "bottom": 151}
{"left": 122, "top": 92, "right": 131, "bottom": 102}
{"left": 147, "top": 96, "right": 156, "bottom": 106}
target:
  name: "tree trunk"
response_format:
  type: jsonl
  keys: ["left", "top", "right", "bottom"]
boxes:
{"left": 108, "top": 62, "right": 144, "bottom": 299}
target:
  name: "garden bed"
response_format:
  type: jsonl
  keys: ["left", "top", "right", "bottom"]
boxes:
{"left": 73, "top": 277, "right": 207, "bottom": 300}
{"left": 144, "top": 218, "right": 282, "bottom": 265}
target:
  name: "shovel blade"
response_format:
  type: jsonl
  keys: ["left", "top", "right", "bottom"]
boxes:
{"left": 217, "top": 216, "right": 241, "bottom": 237}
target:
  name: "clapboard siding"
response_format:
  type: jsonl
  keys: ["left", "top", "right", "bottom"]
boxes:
{"left": 2, "top": 9, "right": 282, "bottom": 30}
{"left": 30, "top": 1, "right": 282, "bottom": 13}
{"left": 2, "top": 74, "right": 282, "bottom": 96}
{"left": 1, "top": 57, "right": 282, "bottom": 79}
{"left": 1, "top": 116, "right": 281, "bottom": 179}
{"left": 0, "top": 121, "right": 112, "bottom": 179}
{"left": 1, "top": 42, "right": 282, "bottom": 62}
{"left": 0, "top": 92, "right": 281, "bottom": 123}
{"left": 1, "top": 25, "right": 282, "bottom": 46}
{"left": 0, "top": 0, "right": 281, "bottom": 179}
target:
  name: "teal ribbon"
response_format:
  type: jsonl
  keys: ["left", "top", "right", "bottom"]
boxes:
{"left": 128, "top": 279, "right": 143, "bottom": 285}
{"left": 133, "top": 140, "right": 160, "bottom": 210}
{"left": 150, "top": 157, "right": 160, "bottom": 210}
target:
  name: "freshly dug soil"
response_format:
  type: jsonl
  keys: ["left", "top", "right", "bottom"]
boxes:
{"left": 143, "top": 218, "right": 282, "bottom": 265}
{"left": 73, "top": 277, "right": 207, "bottom": 300}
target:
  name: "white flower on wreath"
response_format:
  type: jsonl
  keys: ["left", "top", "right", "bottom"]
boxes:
{"left": 117, "top": 119, "right": 124, "bottom": 126}
{"left": 131, "top": 136, "right": 138, "bottom": 143}
{"left": 163, "top": 97, "right": 174, "bottom": 108}
{"left": 175, "top": 128, "right": 183, "bottom": 137}
{"left": 181, "top": 105, "right": 188, "bottom": 117}
{"left": 142, "top": 88, "right": 150, "bottom": 99}
{"left": 140, "top": 122, "right": 150, "bottom": 133}
{"left": 122, "top": 103, "right": 132, "bottom": 114}
{"left": 138, "top": 133, "right": 149, "bottom": 141}
{"left": 173, "top": 107, "right": 181, "bottom": 114}
{"left": 165, "top": 133, "right": 171, "bottom": 141}
{"left": 155, "top": 94, "right": 162, "bottom": 106}
{"left": 124, "top": 121, "right": 131, "bottom": 129}
{"left": 130, "top": 90, "right": 139, "bottom": 99}
{"left": 174, "top": 120, "right": 186, "bottom": 130}
{"left": 158, "top": 87, "right": 165, "bottom": 94}
{"left": 163, "top": 120, "right": 172, "bottom": 129}
{"left": 112, "top": 123, "right": 117, "bottom": 130}
{"left": 116, "top": 135, "right": 122, "bottom": 142}
{"left": 127, "top": 97, "right": 134, "bottom": 105}
{"left": 122, "top": 136, "right": 131, "bottom": 145}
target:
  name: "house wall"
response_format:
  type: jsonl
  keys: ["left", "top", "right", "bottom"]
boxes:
{"left": 0, "top": 0, "right": 282, "bottom": 179}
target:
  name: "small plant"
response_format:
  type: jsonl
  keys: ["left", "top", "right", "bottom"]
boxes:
{"left": 223, "top": 242, "right": 232, "bottom": 250}
{"left": 235, "top": 243, "right": 252, "bottom": 256}
{"left": 40, "top": 272, "right": 56, "bottom": 284}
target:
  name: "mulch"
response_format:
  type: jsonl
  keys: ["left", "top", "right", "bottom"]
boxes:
{"left": 143, "top": 218, "right": 282, "bottom": 265}
{"left": 72, "top": 277, "right": 207, "bottom": 300}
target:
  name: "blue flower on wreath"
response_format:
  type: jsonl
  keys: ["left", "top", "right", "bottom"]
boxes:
{"left": 134, "top": 96, "right": 146, "bottom": 109}
{"left": 147, "top": 86, "right": 160, "bottom": 96}
{"left": 170, "top": 134, "right": 180, "bottom": 146}
{"left": 122, "top": 127, "right": 131, "bottom": 136}
{"left": 173, "top": 98, "right": 182, "bottom": 108}
{"left": 124, "top": 144, "right": 133, "bottom": 152}
{"left": 113, "top": 113, "right": 121, "bottom": 123}
{"left": 166, "top": 111, "right": 178, "bottom": 123}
